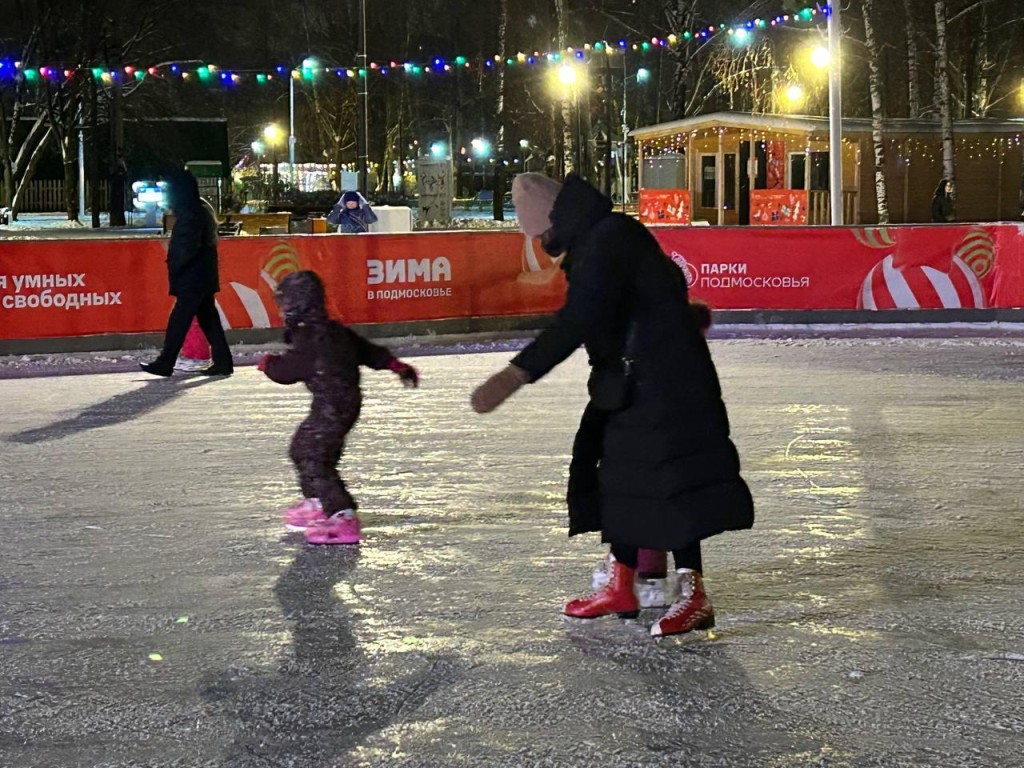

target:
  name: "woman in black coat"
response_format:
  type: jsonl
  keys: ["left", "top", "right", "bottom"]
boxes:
{"left": 141, "top": 170, "right": 233, "bottom": 377}
{"left": 472, "top": 173, "right": 754, "bottom": 638}
{"left": 931, "top": 179, "right": 955, "bottom": 223}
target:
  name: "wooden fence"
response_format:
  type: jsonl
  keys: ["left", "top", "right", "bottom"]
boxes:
{"left": 809, "top": 190, "right": 860, "bottom": 226}
{"left": 16, "top": 180, "right": 110, "bottom": 213}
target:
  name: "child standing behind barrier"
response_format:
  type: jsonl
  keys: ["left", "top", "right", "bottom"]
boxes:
{"left": 258, "top": 270, "right": 419, "bottom": 545}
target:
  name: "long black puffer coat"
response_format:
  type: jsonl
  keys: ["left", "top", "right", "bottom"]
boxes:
{"left": 511, "top": 174, "right": 754, "bottom": 551}
{"left": 165, "top": 170, "right": 220, "bottom": 298}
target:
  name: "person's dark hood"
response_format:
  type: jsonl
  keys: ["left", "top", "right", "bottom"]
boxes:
{"left": 548, "top": 173, "right": 614, "bottom": 256}
{"left": 166, "top": 169, "right": 202, "bottom": 214}
{"left": 275, "top": 270, "right": 329, "bottom": 329}
{"left": 933, "top": 179, "right": 950, "bottom": 198}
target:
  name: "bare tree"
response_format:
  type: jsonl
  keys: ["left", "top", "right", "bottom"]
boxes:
{"left": 664, "top": 0, "right": 702, "bottom": 118}
{"left": 934, "top": 0, "right": 955, "bottom": 197}
{"left": 863, "top": 0, "right": 890, "bottom": 222}
{"left": 706, "top": 40, "right": 784, "bottom": 114}
{"left": 0, "top": 19, "right": 51, "bottom": 220}
{"left": 903, "top": 0, "right": 922, "bottom": 116}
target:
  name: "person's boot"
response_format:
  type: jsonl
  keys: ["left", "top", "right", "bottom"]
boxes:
{"left": 650, "top": 568, "right": 715, "bottom": 637}
{"left": 564, "top": 558, "right": 639, "bottom": 619}
{"left": 199, "top": 362, "right": 233, "bottom": 377}
{"left": 140, "top": 358, "right": 174, "bottom": 377}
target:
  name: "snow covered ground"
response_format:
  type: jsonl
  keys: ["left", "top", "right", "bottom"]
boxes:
{"left": 1, "top": 335, "right": 1023, "bottom": 767}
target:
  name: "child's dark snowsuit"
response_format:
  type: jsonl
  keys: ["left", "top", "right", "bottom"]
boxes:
{"left": 262, "top": 272, "right": 396, "bottom": 514}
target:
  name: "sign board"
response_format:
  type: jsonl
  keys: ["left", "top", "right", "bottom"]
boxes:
{"left": 417, "top": 159, "right": 453, "bottom": 223}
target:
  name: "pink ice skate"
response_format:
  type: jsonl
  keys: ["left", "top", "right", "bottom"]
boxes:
{"left": 283, "top": 498, "right": 326, "bottom": 532}
{"left": 304, "top": 511, "right": 361, "bottom": 545}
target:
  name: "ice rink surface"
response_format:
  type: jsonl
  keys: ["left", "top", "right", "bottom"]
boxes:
{"left": 1, "top": 335, "right": 1022, "bottom": 767}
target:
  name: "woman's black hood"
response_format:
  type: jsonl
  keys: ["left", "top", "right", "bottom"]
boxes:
{"left": 166, "top": 169, "right": 202, "bottom": 214}
{"left": 547, "top": 173, "right": 614, "bottom": 256}
{"left": 275, "top": 270, "right": 329, "bottom": 330}
{"left": 933, "top": 179, "right": 950, "bottom": 198}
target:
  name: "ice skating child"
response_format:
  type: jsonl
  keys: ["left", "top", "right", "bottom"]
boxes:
{"left": 589, "top": 299, "right": 714, "bottom": 608}
{"left": 258, "top": 270, "right": 418, "bottom": 545}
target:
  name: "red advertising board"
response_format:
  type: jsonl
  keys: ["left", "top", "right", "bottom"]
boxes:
{"left": 638, "top": 189, "right": 691, "bottom": 225}
{"left": 1, "top": 224, "right": 1022, "bottom": 341}
{"left": 654, "top": 224, "right": 1024, "bottom": 311}
{"left": 749, "top": 189, "right": 809, "bottom": 225}
{"left": 0, "top": 231, "right": 567, "bottom": 340}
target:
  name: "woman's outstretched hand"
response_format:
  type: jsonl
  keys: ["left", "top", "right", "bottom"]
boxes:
{"left": 471, "top": 365, "right": 530, "bottom": 413}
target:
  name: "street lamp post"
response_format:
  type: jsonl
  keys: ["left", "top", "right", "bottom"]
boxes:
{"left": 471, "top": 138, "right": 491, "bottom": 191}
{"left": 264, "top": 124, "right": 284, "bottom": 205}
{"left": 621, "top": 60, "right": 650, "bottom": 209}
{"left": 289, "top": 75, "right": 296, "bottom": 189}
{"left": 251, "top": 140, "right": 266, "bottom": 206}
{"left": 622, "top": 53, "right": 629, "bottom": 208}
{"left": 827, "top": 2, "right": 844, "bottom": 225}
{"left": 356, "top": 0, "right": 369, "bottom": 196}
{"left": 519, "top": 139, "right": 532, "bottom": 172}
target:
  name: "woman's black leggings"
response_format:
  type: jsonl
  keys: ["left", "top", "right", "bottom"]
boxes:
{"left": 610, "top": 544, "right": 702, "bottom": 573}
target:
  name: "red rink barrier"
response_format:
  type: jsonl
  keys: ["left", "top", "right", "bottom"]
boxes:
{"left": 656, "top": 224, "right": 1024, "bottom": 311}
{"left": 0, "top": 224, "right": 1022, "bottom": 341}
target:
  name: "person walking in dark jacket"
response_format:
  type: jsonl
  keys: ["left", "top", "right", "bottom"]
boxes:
{"left": 472, "top": 173, "right": 754, "bottom": 638}
{"left": 259, "top": 270, "right": 419, "bottom": 545}
{"left": 931, "top": 179, "right": 955, "bottom": 223}
{"left": 141, "top": 169, "right": 233, "bottom": 377}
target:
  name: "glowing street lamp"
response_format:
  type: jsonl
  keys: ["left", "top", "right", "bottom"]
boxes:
{"left": 430, "top": 141, "right": 447, "bottom": 158}
{"left": 557, "top": 63, "right": 579, "bottom": 88}
{"left": 810, "top": 46, "right": 830, "bottom": 69}
{"left": 263, "top": 124, "right": 285, "bottom": 204}
{"left": 469, "top": 138, "right": 491, "bottom": 190}
{"left": 471, "top": 137, "right": 491, "bottom": 158}
{"left": 785, "top": 83, "right": 806, "bottom": 106}
{"left": 263, "top": 124, "right": 284, "bottom": 145}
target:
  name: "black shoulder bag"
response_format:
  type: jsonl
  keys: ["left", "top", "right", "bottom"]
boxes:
{"left": 587, "top": 318, "right": 638, "bottom": 412}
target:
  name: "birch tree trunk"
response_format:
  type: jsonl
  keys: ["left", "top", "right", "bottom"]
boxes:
{"left": 493, "top": 0, "right": 507, "bottom": 219}
{"left": 863, "top": 0, "right": 890, "bottom": 223}
{"left": 935, "top": 0, "right": 956, "bottom": 198}
{"left": 555, "top": 0, "right": 573, "bottom": 176}
{"left": 902, "top": 0, "right": 921, "bottom": 116}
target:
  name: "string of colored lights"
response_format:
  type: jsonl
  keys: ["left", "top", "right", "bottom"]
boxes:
{"left": 0, "top": 5, "right": 828, "bottom": 85}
